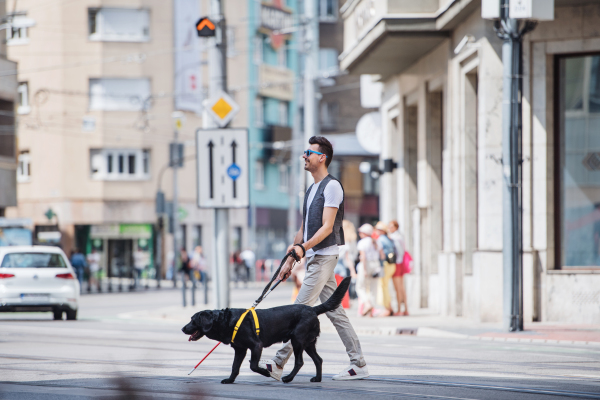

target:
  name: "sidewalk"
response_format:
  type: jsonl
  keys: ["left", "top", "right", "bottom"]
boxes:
{"left": 113, "top": 280, "right": 600, "bottom": 346}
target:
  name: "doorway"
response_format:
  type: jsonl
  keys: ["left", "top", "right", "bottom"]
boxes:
{"left": 108, "top": 239, "right": 133, "bottom": 280}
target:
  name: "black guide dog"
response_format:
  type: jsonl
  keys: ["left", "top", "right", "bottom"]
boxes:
{"left": 182, "top": 277, "right": 351, "bottom": 384}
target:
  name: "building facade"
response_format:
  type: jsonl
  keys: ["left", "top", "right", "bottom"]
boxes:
{"left": 341, "top": 0, "right": 600, "bottom": 323}
{"left": 318, "top": 0, "right": 380, "bottom": 228}
{"left": 6, "top": 0, "right": 248, "bottom": 282}
{"left": 0, "top": 0, "right": 18, "bottom": 218}
{"left": 247, "top": 0, "right": 299, "bottom": 260}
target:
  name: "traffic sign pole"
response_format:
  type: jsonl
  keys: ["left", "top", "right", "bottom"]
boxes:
{"left": 205, "top": 0, "right": 229, "bottom": 310}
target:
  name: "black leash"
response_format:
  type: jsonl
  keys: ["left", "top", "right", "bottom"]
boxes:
{"left": 252, "top": 245, "right": 304, "bottom": 308}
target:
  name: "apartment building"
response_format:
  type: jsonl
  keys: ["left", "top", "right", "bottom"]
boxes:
{"left": 247, "top": 0, "right": 299, "bottom": 259}
{"left": 0, "top": 0, "right": 18, "bottom": 218}
{"left": 6, "top": 0, "right": 248, "bottom": 281}
{"left": 341, "top": 0, "right": 600, "bottom": 323}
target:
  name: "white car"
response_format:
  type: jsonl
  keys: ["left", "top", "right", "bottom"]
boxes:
{"left": 0, "top": 246, "right": 80, "bottom": 320}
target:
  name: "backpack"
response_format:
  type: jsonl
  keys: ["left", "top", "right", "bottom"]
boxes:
{"left": 378, "top": 235, "right": 397, "bottom": 264}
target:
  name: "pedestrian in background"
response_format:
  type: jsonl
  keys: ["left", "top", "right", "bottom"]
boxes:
{"left": 240, "top": 247, "right": 255, "bottom": 283}
{"left": 337, "top": 220, "right": 358, "bottom": 277}
{"left": 179, "top": 247, "right": 195, "bottom": 289}
{"left": 132, "top": 248, "right": 146, "bottom": 289}
{"left": 86, "top": 248, "right": 101, "bottom": 292}
{"left": 356, "top": 223, "right": 380, "bottom": 316}
{"left": 373, "top": 222, "right": 397, "bottom": 317}
{"left": 70, "top": 248, "right": 86, "bottom": 292}
{"left": 191, "top": 245, "right": 207, "bottom": 285}
{"left": 388, "top": 220, "right": 409, "bottom": 316}
{"left": 232, "top": 250, "right": 246, "bottom": 286}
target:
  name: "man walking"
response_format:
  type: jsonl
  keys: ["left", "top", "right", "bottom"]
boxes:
{"left": 260, "top": 136, "right": 369, "bottom": 381}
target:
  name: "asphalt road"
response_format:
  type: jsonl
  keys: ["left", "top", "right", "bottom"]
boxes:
{"left": 1, "top": 285, "right": 600, "bottom": 399}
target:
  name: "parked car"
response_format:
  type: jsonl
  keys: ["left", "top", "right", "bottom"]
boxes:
{"left": 0, "top": 246, "right": 79, "bottom": 320}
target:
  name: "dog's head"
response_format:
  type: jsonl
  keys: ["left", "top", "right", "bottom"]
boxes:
{"left": 182, "top": 310, "right": 216, "bottom": 341}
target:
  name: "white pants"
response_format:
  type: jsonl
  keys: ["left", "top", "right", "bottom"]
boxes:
{"left": 355, "top": 262, "right": 378, "bottom": 310}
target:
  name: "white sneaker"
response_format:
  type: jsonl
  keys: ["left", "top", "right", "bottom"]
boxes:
{"left": 258, "top": 358, "right": 283, "bottom": 381}
{"left": 332, "top": 364, "right": 369, "bottom": 380}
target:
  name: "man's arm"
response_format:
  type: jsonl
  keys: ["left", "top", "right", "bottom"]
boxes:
{"left": 278, "top": 226, "right": 304, "bottom": 281}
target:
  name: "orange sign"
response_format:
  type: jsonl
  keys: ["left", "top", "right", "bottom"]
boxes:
{"left": 196, "top": 17, "right": 215, "bottom": 37}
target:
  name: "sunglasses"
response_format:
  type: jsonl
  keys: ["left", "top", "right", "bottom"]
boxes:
{"left": 304, "top": 149, "right": 327, "bottom": 158}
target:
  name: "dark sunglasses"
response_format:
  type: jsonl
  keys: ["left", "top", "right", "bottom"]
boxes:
{"left": 304, "top": 149, "right": 327, "bottom": 158}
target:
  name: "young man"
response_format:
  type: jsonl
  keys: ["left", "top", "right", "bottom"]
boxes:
{"left": 260, "top": 136, "right": 369, "bottom": 381}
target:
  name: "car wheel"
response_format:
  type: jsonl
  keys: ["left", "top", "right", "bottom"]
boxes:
{"left": 66, "top": 310, "right": 77, "bottom": 320}
{"left": 53, "top": 310, "right": 63, "bottom": 320}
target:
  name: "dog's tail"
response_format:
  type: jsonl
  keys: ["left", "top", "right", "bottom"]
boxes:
{"left": 312, "top": 277, "right": 351, "bottom": 315}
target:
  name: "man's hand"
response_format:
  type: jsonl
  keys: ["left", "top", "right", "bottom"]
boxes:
{"left": 277, "top": 256, "right": 295, "bottom": 281}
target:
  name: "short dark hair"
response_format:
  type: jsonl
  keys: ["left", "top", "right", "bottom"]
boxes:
{"left": 308, "top": 136, "right": 333, "bottom": 167}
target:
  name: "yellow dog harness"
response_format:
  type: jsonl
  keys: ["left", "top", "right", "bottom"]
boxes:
{"left": 231, "top": 307, "right": 260, "bottom": 343}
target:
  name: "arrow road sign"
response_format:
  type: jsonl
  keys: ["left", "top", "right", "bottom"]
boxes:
{"left": 197, "top": 129, "right": 248, "bottom": 208}
{"left": 196, "top": 17, "right": 216, "bottom": 37}
{"left": 208, "top": 140, "right": 215, "bottom": 198}
{"left": 230, "top": 140, "right": 238, "bottom": 198}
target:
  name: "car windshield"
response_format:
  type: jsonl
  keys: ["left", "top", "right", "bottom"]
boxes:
{"left": 0, "top": 253, "right": 68, "bottom": 268}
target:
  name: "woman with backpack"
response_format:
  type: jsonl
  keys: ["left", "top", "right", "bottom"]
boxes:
{"left": 373, "top": 221, "right": 397, "bottom": 317}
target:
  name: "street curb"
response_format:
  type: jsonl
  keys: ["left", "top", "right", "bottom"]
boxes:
{"left": 321, "top": 325, "right": 600, "bottom": 346}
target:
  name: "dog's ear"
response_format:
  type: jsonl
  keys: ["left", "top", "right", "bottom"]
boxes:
{"left": 199, "top": 311, "right": 214, "bottom": 332}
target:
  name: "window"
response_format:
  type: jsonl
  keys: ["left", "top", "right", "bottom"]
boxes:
{"left": 192, "top": 225, "right": 202, "bottom": 247}
{"left": 255, "top": 97, "right": 264, "bottom": 127}
{"left": 279, "top": 101, "right": 289, "bottom": 126}
{"left": 7, "top": 20, "right": 29, "bottom": 46}
{"left": 253, "top": 36, "right": 263, "bottom": 65}
{"left": 0, "top": 100, "right": 15, "bottom": 158}
{"left": 17, "top": 150, "right": 31, "bottom": 182}
{"left": 1, "top": 253, "right": 67, "bottom": 269}
{"left": 319, "top": 48, "right": 339, "bottom": 75}
{"left": 277, "top": 45, "right": 287, "bottom": 68}
{"left": 143, "top": 150, "right": 150, "bottom": 175}
{"left": 320, "top": 101, "right": 339, "bottom": 130}
{"left": 255, "top": 160, "right": 265, "bottom": 190}
{"left": 557, "top": 54, "right": 600, "bottom": 268}
{"left": 363, "top": 161, "right": 379, "bottom": 195}
{"left": 318, "top": 0, "right": 338, "bottom": 22}
{"left": 178, "top": 224, "right": 187, "bottom": 251}
{"left": 89, "top": 78, "right": 150, "bottom": 111}
{"left": 17, "top": 82, "right": 30, "bottom": 114}
{"left": 90, "top": 149, "right": 150, "bottom": 181}
{"left": 278, "top": 164, "right": 289, "bottom": 192}
{"left": 88, "top": 8, "right": 150, "bottom": 42}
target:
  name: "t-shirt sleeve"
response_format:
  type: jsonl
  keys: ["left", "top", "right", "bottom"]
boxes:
{"left": 323, "top": 180, "right": 343, "bottom": 208}
{"left": 356, "top": 239, "right": 366, "bottom": 252}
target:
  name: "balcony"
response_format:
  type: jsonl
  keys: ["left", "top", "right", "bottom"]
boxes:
{"left": 340, "top": 0, "right": 478, "bottom": 78}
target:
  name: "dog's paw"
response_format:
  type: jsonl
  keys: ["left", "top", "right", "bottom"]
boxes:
{"left": 281, "top": 375, "right": 294, "bottom": 384}
{"left": 310, "top": 376, "right": 321, "bottom": 382}
{"left": 221, "top": 378, "right": 235, "bottom": 384}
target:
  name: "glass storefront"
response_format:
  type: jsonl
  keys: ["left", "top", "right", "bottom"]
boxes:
{"left": 558, "top": 54, "right": 600, "bottom": 268}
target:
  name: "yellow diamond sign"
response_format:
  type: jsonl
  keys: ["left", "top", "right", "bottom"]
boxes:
{"left": 212, "top": 98, "right": 233, "bottom": 119}
{"left": 206, "top": 91, "right": 239, "bottom": 127}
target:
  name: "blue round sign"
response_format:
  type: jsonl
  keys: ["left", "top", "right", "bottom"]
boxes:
{"left": 227, "top": 163, "right": 241, "bottom": 181}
